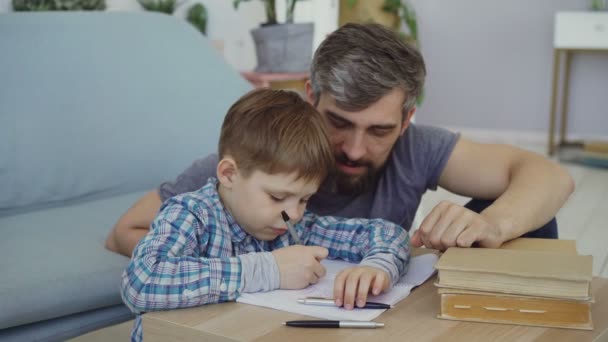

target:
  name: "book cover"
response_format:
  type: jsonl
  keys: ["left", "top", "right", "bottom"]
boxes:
{"left": 437, "top": 288, "right": 593, "bottom": 330}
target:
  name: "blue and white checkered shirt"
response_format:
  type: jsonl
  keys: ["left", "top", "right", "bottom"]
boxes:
{"left": 121, "top": 177, "right": 409, "bottom": 341}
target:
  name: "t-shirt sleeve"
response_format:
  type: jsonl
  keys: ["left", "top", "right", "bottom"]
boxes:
{"left": 158, "top": 154, "right": 219, "bottom": 202}
{"left": 410, "top": 124, "right": 460, "bottom": 191}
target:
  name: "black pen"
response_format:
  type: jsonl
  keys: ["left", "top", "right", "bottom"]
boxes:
{"left": 281, "top": 210, "right": 301, "bottom": 244}
{"left": 297, "top": 297, "right": 392, "bottom": 309}
{"left": 283, "top": 320, "right": 384, "bottom": 328}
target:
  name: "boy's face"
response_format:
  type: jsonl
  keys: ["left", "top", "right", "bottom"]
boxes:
{"left": 219, "top": 168, "right": 319, "bottom": 241}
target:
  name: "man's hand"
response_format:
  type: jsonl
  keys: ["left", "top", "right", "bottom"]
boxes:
{"left": 411, "top": 200, "right": 503, "bottom": 251}
{"left": 272, "top": 246, "right": 328, "bottom": 289}
{"left": 333, "top": 266, "right": 390, "bottom": 310}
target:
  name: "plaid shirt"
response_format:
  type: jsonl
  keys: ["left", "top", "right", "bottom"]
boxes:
{"left": 121, "top": 177, "right": 409, "bottom": 341}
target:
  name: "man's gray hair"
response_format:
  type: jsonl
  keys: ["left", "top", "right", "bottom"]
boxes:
{"left": 310, "top": 23, "right": 426, "bottom": 117}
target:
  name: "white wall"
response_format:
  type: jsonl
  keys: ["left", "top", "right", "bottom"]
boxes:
{"left": 2, "top": 0, "right": 605, "bottom": 138}
{"left": 411, "top": 0, "right": 608, "bottom": 138}
{"left": 0, "top": 0, "right": 338, "bottom": 71}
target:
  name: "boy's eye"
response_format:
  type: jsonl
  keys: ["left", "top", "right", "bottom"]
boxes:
{"left": 269, "top": 194, "right": 285, "bottom": 202}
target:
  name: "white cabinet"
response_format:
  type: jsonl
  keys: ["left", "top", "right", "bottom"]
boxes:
{"left": 548, "top": 11, "right": 608, "bottom": 155}
{"left": 554, "top": 12, "right": 608, "bottom": 49}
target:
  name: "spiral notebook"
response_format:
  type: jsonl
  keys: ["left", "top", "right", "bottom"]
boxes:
{"left": 236, "top": 253, "right": 439, "bottom": 321}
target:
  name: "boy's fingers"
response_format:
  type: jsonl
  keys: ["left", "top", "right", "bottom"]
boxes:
{"left": 333, "top": 271, "right": 348, "bottom": 307}
{"left": 311, "top": 246, "right": 329, "bottom": 260}
{"left": 308, "top": 272, "right": 320, "bottom": 284}
{"left": 312, "top": 262, "right": 326, "bottom": 279}
{"left": 356, "top": 273, "right": 373, "bottom": 307}
{"left": 343, "top": 272, "right": 360, "bottom": 310}
{"left": 372, "top": 272, "right": 387, "bottom": 295}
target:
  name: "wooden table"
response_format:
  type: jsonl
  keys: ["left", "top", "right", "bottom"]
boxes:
{"left": 142, "top": 277, "right": 608, "bottom": 341}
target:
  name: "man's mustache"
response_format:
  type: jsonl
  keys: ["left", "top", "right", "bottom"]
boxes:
{"left": 335, "top": 153, "right": 373, "bottom": 169}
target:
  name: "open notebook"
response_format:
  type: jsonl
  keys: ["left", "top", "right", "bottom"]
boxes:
{"left": 237, "top": 253, "right": 438, "bottom": 321}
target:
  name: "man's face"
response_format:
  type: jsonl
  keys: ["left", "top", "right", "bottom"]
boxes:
{"left": 311, "top": 87, "right": 412, "bottom": 195}
{"left": 223, "top": 169, "right": 319, "bottom": 241}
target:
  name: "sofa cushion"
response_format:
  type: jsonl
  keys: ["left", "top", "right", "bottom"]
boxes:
{"left": 0, "top": 12, "right": 251, "bottom": 210}
{"left": 0, "top": 305, "right": 133, "bottom": 342}
{"left": 0, "top": 191, "right": 146, "bottom": 329}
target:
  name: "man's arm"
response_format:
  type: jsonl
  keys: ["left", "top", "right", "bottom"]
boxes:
{"left": 412, "top": 137, "right": 574, "bottom": 250}
{"left": 104, "top": 190, "right": 162, "bottom": 257}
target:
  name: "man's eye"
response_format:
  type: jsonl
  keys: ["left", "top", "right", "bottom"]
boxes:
{"left": 329, "top": 118, "right": 348, "bottom": 129}
{"left": 371, "top": 128, "right": 391, "bottom": 137}
{"left": 300, "top": 199, "right": 309, "bottom": 204}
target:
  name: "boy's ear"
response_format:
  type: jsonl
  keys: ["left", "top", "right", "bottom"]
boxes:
{"left": 217, "top": 157, "right": 238, "bottom": 188}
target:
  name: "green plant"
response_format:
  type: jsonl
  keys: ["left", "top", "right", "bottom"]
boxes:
{"left": 137, "top": 0, "right": 177, "bottom": 14}
{"left": 137, "top": 0, "right": 207, "bottom": 36}
{"left": 233, "top": 0, "right": 302, "bottom": 25}
{"left": 347, "top": 0, "right": 418, "bottom": 45}
{"left": 186, "top": 3, "right": 207, "bottom": 35}
{"left": 591, "top": 0, "right": 607, "bottom": 10}
{"left": 381, "top": 0, "right": 417, "bottom": 44}
{"left": 12, "top": 0, "right": 105, "bottom": 11}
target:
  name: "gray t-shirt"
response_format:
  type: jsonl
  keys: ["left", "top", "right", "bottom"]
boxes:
{"left": 159, "top": 124, "right": 459, "bottom": 230}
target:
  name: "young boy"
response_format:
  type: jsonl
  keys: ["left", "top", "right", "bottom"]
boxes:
{"left": 121, "top": 89, "right": 410, "bottom": 340}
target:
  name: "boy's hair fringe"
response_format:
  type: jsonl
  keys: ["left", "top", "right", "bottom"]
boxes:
{"left": 219, "top": 89, "right": 334, "bottom": 182}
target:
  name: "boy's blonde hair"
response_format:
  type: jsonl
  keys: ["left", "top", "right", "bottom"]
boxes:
{"left": 219, "top": 89, "right": 334, "bottom": 183}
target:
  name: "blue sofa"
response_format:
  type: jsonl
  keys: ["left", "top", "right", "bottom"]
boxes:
{"left": 0, "top": 12, "right": 250, "bottom": 341}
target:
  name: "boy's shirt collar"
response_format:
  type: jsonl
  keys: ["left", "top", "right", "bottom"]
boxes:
{"left": 204, "top": 177, "right": 249, "bottom": 244}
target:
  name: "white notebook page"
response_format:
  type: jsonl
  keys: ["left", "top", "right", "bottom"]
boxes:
{"left": 236, "top": 253, "right": 438, "bottom": 321}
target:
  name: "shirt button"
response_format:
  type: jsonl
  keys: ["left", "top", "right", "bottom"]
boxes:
{"left": 220, "top": 283, "right": 227, "bottom": 292}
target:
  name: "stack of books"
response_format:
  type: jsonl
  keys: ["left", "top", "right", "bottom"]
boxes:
{"left": 558, "top": 140, "right": 608, "bottom": 169}
{"left": 434, "top": 238, "right": 594, "bottom": 330}
{"left": 581, "top": 141, "right": 608, "bottom": 168}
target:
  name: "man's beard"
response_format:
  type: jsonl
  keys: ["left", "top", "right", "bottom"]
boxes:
{"left": 333, "top": 153, "right": 381, "bottom": 196}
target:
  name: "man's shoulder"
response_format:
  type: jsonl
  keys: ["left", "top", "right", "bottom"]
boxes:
{"left": 393, "top": 123, "right": 458, "bottom": 154}
{"left": 158, "top": 153, "right": 219, "bottom": 201}
{"left": 191, "top": 154, "right": 220, "bottom": 168}
{"left": 399, "top": 123, "right": 455, "bottom": 142}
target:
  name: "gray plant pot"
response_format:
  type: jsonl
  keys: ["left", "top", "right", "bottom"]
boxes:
{"left": 250, "top": 22, "right": 314, "bottom": 73}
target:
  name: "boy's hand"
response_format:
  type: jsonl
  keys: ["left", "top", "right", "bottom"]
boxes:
{"left": 333, "top": 266, "right": 390, "bottom": 310}
{"left": 272, "top": 246, "right": 328, "bottom": 289}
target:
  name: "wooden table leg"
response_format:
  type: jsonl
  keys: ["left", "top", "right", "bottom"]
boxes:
{"left": 559, "top": 50, "right": 572, "bottom": 146}
{"left": 548, "top": 49, "right": 561, "bottom": 156}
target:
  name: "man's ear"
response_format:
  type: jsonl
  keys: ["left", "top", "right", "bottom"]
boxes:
{"left": 400, "top": 107, "right": 416, "bottom": 135}
{"left": 217, "top": 157, "right": 238, "bottom": 189}
{"left": 305, "top": 80, "right": 315, "bottom": 105}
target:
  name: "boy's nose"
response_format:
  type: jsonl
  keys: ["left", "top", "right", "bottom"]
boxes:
{"left": 284, "top": 206, "right": 304, "bottom": 224}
